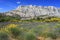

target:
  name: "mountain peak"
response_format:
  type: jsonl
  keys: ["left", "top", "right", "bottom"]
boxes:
{"left": 5, "top": 5, "right": 60, "bottom": 20}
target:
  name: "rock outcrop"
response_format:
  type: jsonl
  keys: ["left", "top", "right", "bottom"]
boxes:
{"left": 4, "top": 5, "right": 60, "bottom": 20}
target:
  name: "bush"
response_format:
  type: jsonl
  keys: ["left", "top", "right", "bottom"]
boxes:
{"left": 24, "top": 32, "right": 36, "bottom": 40}
{"left": 47, "top": 32, "right": 57, "bottom": 39}
{"left": 8, "top": 27, "right": 22, "bottom": 38}
{"left": 0, "top": 31, "right": 9, "bottom": 40}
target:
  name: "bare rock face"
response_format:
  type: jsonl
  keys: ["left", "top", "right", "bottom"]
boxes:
{"left": 5, "top": 5, "right": 60, "bottom": 20}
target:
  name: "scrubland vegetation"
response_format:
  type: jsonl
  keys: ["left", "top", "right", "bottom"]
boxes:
{"left": 0, "top": 15, "right": 60, "bottom": 40}
{"left": 0, "top": 15, "right": 60, "bottom": 22}
{"left": 0, "top": 22, "right": 60, "bottom": 40}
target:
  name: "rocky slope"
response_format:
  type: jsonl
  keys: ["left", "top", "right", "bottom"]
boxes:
{"left": 5, "top": 5, "right": 60, "bottom": 20}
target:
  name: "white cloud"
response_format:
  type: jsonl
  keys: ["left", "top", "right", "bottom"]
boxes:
{"left": 0, "top": 8, "right": 3, "bottom": 10}
{"left": 16, "top": 1, "right": 21, "bottom": 4}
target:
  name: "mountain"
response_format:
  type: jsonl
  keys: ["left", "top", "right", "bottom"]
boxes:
{"left": 4, "top": 5, "right": 60, "bottom": 20}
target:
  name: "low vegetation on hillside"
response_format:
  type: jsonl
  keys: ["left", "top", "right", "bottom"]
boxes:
{"left": 0, "top": 15, "right": 60, "bottom": 22}
{"left": 0, "top": 15, "right": 20, "bottom": 22}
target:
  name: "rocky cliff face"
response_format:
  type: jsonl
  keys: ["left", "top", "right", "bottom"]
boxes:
{"left": 5, "top": 5, "right": 60, "bottom": 20}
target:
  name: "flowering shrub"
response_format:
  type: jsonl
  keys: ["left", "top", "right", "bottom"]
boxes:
{"left": 6, "top": 24, "right": 18, "bottom": 28}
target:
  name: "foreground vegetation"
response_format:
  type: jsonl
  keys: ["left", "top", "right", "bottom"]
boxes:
{"left": 0, "top": 22, "right": 60, "bottom": 40}
{"left": 0, "top": 15, "right": 60, "bottom": 40}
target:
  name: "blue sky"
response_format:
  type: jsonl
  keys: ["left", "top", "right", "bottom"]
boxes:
{"left": 0, "top": 0, "right": 60, "bottom": 12}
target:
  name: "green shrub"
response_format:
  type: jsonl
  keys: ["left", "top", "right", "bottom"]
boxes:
{"left": 8, "top": 27, "right": 22, "bottom": 38}
{"left": 47, "top": 32, "right": 57, "bottom": 39}
{"left": 24, "top": 32, "right": 36, "bottom": 40}
{"left": 0, "top": 31, "right": 9, "bottom": 40}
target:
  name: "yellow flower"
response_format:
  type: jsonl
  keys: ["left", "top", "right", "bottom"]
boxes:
{"left": 6, "top": 24, "right": 18, "bottom": 28}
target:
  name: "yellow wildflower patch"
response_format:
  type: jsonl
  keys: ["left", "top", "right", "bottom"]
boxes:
{"left": 6, "top": 24, "right": 18, "bottom": 28}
